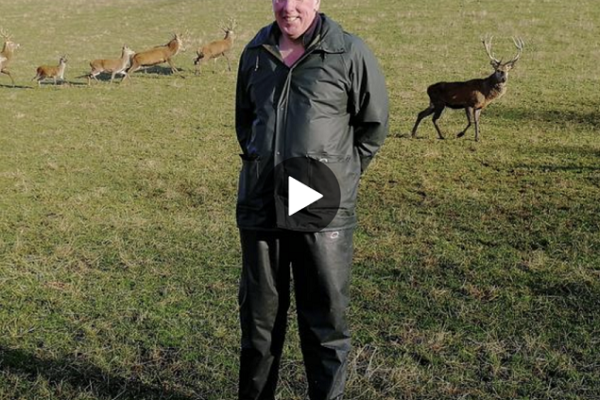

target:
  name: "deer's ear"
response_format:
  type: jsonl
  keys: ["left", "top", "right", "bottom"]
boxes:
{"left": 490, "top": 60, "right": 500, "bottom": 69}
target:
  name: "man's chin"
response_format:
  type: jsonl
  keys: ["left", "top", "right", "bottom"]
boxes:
{"left": 279, "top": 24, "right": 303, "bottom": 39}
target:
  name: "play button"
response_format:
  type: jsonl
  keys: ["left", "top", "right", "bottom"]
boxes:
{"left": 273, "top": 156, "right": 342, "bottom": 231}
{"left": 288, "top": 177, "right": 323, "bottom": 216}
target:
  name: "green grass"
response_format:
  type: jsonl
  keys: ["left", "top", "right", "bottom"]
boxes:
{"left": 1, "top": 0, "right": 599, "bottom": 399}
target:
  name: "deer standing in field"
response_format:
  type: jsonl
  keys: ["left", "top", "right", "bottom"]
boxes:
{"left": 411, "top": 37, "right": 524, "bottom": 141}
{"left": 33, "top": 56, "right": 68, "bottom": 86}
{"left": 123, "top": 33, "right": 185, "bottom": 81}
{"left": 87, "top": 45, "right": 136, "bottom": 84}
{"left": 0, "top": 27, "right": 20, "bottom": 86}
{"left": 194, "top": 20, "right": 236, "bottom": 75}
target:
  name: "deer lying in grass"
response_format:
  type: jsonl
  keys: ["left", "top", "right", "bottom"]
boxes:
{"left": 33, "top": 56, "right": 68, "bottom": 86}
{"left": 0, "top": 27, "right": 20, "bottom": 86}
{"left": 194, "top": 20, "right": 236, "bottom": 75}
{"left": 87, "top": 45, "right": 136, "bottom": 84}
{"left": 123, "top": 33, "right": 185, "bottom": 81}
{"left": 412, "top": 37, "right": 524, "bottom": 141}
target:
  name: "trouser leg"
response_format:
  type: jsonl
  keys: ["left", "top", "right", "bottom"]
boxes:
{"left": 238, "top": 230, "right": 291, "bottom": 400}
{"left": 292, "top": 229, "right": 354, "bottom": 400}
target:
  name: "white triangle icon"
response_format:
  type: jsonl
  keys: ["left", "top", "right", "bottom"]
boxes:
{"left": 288, "top": 177, "right": 323, "bottom": 216}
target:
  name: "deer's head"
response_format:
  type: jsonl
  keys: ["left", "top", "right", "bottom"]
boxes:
{"left": 172, "top": 31, "right": 191, "bottom": 53}
{"left": 1, "top": 27, "right": 20, "bottom": 53}
{"left": 121, "top": 45, "right": 135, "bottom": 58}
{"left": 483, "top": 37, "right": 524, "bottom": 84}
{"left": 220, "top": 18, "right": 237, "bottom": 38}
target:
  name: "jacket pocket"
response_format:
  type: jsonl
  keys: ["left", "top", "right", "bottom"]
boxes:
{"left": 237, "top": 154, "right": 262, "bottom": 211}
{"left": 306, "top": 154, "right": 359, "bottom": 211}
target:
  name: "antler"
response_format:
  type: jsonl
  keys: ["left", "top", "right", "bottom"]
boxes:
{"left": 506, "top": 37, "right": 524, "bottom": 66}
{"left": 221, "top": 17, "right": 237, "bottom": 32}
{"left": 174, "top": 29, "right": 190, "bottom": 52}
{"left": 178, "top": 29, "right": 191, "bottom": 41}
{"left": 0, "top": 27, "right": 12, "bottom": 41}
{"left": 482, "top": 35, "right": 500, "bottom": 66}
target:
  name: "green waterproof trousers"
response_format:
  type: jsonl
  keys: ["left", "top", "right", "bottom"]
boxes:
{"left": 238, "top": 229, "right": 354, "bottom": 400}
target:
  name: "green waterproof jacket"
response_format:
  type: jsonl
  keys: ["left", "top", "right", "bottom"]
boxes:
{"left": 235, "top": 14, "right": 389, "bottom": 232}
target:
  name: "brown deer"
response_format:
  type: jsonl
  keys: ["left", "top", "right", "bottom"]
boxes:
{"left": 0, "top": 27, "right": 20, "bottom": 86}
{"left": 87, "top": 45, "right": 136, "bottom": 84}
{"left": 194, "top": 20, "right": 236, "bottom": 75}
{"left": 123, "top": 33, "right": 185, "bottom": 81}
{"left": 411, "top": 37, "right": 524, "bottom": 141}
{"left": 33, "top": 56, "right": 68, "bottom": 86}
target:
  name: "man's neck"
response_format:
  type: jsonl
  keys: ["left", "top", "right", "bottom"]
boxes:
{"left": 279, "top": 35, "right": 306, "bottom": 67}
{"left": 277, "top": 13, "right": 320, "bottom": 67}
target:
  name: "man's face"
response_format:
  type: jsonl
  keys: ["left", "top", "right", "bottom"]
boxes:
{"left": 273, "top": 0, "right": 320, "bottom": 41}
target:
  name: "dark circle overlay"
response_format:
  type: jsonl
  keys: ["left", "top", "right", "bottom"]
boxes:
{"left": 274, "top": 156, "right": 342, "bottom": 231}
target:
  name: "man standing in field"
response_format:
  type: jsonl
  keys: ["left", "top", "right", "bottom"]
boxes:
{"left": 235, "top": 0, "right": 388, "bottom": 399}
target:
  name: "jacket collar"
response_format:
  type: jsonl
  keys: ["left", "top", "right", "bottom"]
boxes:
{"left": 247, "top": 13, "right": 346, "bottom": 54}
{"left": 301, "top": 12, "right": 321, "bottom": 48}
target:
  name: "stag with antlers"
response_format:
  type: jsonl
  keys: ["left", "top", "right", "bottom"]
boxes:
{"left": 123, "top": 32, "right": 188, "bottom": 81}
{"left": 411, "top": 37, "right": 524, "bottom": 141}
{"left": 0, "top": 27, "right": 20, "bottom": 86}
{"left": 194, "top": 19, "right": 236, "bottom": 75}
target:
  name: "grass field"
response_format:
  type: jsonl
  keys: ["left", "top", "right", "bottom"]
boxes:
{"left": 1, "top": 0, "right": 599, "bottom": 399}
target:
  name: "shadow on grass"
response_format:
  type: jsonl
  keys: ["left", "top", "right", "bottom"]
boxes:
{"left": 0, "top": 83, "right": 33, "bottom": 89}
{"left": 530, "top": 144, "right": 600, "bottom": 158}
{"left": 0, "top": 346, "right": 196, "bottom": 400}
{"left": 80, "top": 73, "right": 125, "bottom": 83}
{"left": 31, "top": 80, "right": 90, "bottom": 87}
{"left": 130, "top": 66, "right": 185, "bottom": 76}
{"left": 524, "top": 276, "right": 600, "bottom": 326}
{"left": 508, "top": 142, "right": 600, "bottom": 172}
{"left": 489, "top": 106, "right": 600, "bottom": 130}
{"left": 510, "top": 164, "right": 600, "bottom": 172}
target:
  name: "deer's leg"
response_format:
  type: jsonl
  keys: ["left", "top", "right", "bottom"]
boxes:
{"left": 110, "top": 72, "right": 117, "bottom": 83}
{"left": 1, "top": 70, "right": 15, "bottom": 86}
{"left": 411, "top": 104, "right": 435, "bottom": 138}
{"left": 123, "top": 63, "right": 139, "bottom": 81}
{"left": 223, "top": 53, "right": 231, "bottom": 72}
{"left": 193, "top": 55, "right": 202, "bottom": 75}
{"left": 167, "top": 58, "right": 178, "bottom": 74}
{"left": 89, "top": 70, "right": 99, "bottom": 82}
{"left": 431, "top": 105, "right": 446, "bottom": 140}
{"left": 224, "top": 54, "right": 231, "bottom": 71}
{"left": 457, "top": 107, "right": 473, "bottom": 138}
{"left": 474, "top": 108, "right": 482, "bottom": 142}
